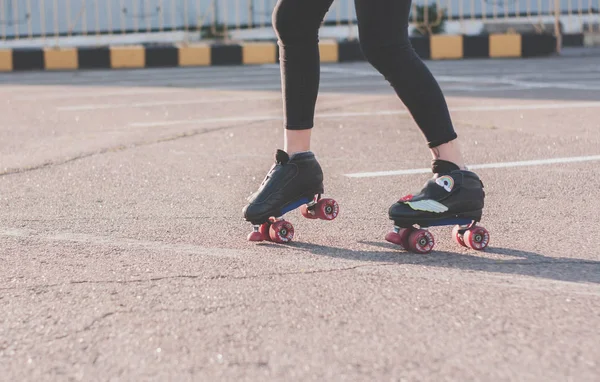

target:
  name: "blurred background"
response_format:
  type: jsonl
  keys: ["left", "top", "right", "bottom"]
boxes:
{"left": 0, "top": 0, "right": 597, "bottom": 51}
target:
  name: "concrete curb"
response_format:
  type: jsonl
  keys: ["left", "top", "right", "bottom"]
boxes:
{"left": 562, "top": 32, "right": 600, "bottom": 47}
{"left": 0, "top": 33, "right": 558, "bottom": 72}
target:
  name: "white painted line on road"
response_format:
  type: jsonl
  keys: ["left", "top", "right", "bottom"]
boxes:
{"left": 300, "top": 66, "right": 600, "bottom": 91}
{"left": 10, "top": 76, "right": 372, "bottom": 101}
{"left": 344, "top": 155, "right": 600, "bottom": 178}
{"left": 438, "top": 77, "right": 600, "bottom": 91}
{"left": 130, "top": 114, "right": 282, "bottom": 127}
{"left": 129, "top": 101, "right": 600, "bottom": 128}
{"left": 173, "top": 79, "right": 389, "bottom": 91}
{"left": 57, "top": 95, "right": 281, "bottom": 111}
{"left": 0, "top": 68, "right": 288, "bottom": 88}
{"left": 2, "top": 74, "right": 344, "bottom": 91}
{"left": 0, "top": 228, "right": 249, "bottom": 258}
{"left": 446, "top": 102, "right": 600, "bottom": 111}
{"left": 14, "top": 88, "right": 187, "bottom": 101}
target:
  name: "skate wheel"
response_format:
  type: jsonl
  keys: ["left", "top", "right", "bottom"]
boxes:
{"left": 452, "top": 225, "right": 467, "bottom": 247}
{"left": 463, "top": 226, "right": 490, "bottom": 250}
{"left": 300, "top": 204, "right": 318, "bottom": 219}
{"left": 408, "top": 229, "right": 435, "bottom": 254}
{"left": 314, "top": 198, "right": 339, "bottom": 220}
{"left": 385, "top": 227, "right": 413, "bottom": 250}
{"left": 269, "top": 220, "right": 295, "bottom": 243}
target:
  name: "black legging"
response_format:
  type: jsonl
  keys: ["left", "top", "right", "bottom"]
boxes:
{"left": 273, "top": 0, "right": 457, "bottom": 148}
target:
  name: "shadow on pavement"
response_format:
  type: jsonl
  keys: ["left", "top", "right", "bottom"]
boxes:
{"left": 282, "top": 240, "right": 600, "bottom": 285}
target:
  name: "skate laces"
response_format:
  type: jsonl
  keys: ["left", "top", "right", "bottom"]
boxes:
{"left": 258, "top": 150, "right": 289, "bottom": 187}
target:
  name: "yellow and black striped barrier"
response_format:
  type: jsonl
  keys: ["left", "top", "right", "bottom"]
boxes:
{"left": 0, "top": 33, "right": 557, "bottom": 72}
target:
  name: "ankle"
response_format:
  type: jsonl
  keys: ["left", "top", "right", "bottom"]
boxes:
{"left": 284, "top": 129, "right": 312, "bottom": 155}
{"left": 430, "top": 140, "right": 466, "bottom": 170}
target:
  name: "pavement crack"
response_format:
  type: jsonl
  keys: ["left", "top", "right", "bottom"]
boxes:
{"left": 250, "top": 264, "right": 389, "bottom": 279}
{"left": 82, "top": 311, "right": 116, "bottom": 331}
{"left": 0, "top": 121, "right": 249, "bottom": 177}
{"left": 53, "top": 311, "right": 123, "bottom": 341}
{"left": 3, "top": 261, "right": 597, "bottom": 292}
{"left": 150, "top": 303, "right": 248, "bottom": 315}
{"left": 71, "top": 265, "right": 379, "bottom": 284}
{"left": 1, "top": 151, "right": 101, "bottom": 177}
{"left": 1, "top": 264, "right": 387, "bottom": 292}
{"left": 50, "top": 305, "right": 243, "bottom": 342}
{"left": 228, "top": 360, "right": 269, "bottom": 368}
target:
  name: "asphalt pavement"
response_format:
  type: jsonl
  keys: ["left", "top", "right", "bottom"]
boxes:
{"left": 1, "top": 48, "right": 599, "bottom": 381}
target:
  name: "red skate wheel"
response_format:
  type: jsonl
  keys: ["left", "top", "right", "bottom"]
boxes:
{"left": 463, "top": 226, "right": 490, "bottom": 250}
{"left": 258, "top": 222, "right": 272, "bottom": 241}
{"left": 269, "top": 220, "right": 294, "bottom": 243}
{"left": 300, "top": 204, "right": 318, "bottom": 219}
{"left": 408, "top": 229, "right": 435, "bottom": 254}
{"left": 452, "top": 225, "right": 467, "bottom": 247}
{"left": 385, "top": 227, "right": 413, "bottom": 250}
{"left": 314, "top": 198, "right": 339, "bottom": 221}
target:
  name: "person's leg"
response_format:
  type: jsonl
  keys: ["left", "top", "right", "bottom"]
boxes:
{"left": 273, "top": 0, "right": 335, "bottom": 155}
{"left": 354, "top": 0, "right": 487, "bottom": 249}
{"left": 284, "top": 129, "right": 312, "bottom": 155}
{"left": 242, "top": 0, "right": 335, "bottom": 229}
{"left": 354, "top": 0, "right": 465, "bottom": 170}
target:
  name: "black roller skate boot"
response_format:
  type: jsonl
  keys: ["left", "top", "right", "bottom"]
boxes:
{"left": 243, "top": 149, "right": 339, "bottom": 243}
{"left": 385, "top": 159, "right": 489, "bottom": 253}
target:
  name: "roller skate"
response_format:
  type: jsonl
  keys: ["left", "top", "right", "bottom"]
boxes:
{"left": 243, "top": 149, "right": 339, "bottom": 243}
{"left": 385, "top": 160, "right": 490, "bottom": 254}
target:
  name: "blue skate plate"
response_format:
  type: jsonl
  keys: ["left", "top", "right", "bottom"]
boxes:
{"left": 280, "top": 197, "right": 312, "bottom": 216}
{"left": 424, "top": 217, "right": 474, "bottom": 227}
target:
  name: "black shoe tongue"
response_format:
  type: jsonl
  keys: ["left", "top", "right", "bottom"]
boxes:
{"left": 275, "top": 149, "right": 290, "bottom": 164}
{"left": 431, "top": 159, "right": 460, "bottom": 175}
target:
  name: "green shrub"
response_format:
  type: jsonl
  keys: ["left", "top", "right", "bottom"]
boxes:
{"left": 411, "top": 4, "right": 446, "bottom": 36}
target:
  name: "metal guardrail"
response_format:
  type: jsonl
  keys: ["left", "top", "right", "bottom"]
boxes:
{"left": 0, "top": 0, "right": 597, "bottom": 47}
